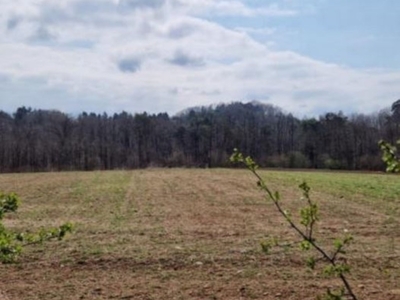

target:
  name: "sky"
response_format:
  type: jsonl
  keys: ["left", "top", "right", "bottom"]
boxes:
{"left": 0, "top": 0, "right": 399, "bottom": 117}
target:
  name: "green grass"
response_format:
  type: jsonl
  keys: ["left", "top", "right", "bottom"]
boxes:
{"left": 262, "top": 170, "right": 400, "bottom": 204}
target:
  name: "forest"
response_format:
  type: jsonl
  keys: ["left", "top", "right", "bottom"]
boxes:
{"left": 0, "top": 100, "right": 400, "bottom": 173}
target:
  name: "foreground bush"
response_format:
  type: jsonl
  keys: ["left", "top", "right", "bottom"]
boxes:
{"left": 0, "top": 191, "right": 72, "bottom": 263}
{"left": 231, "top": 149, "right": 358, "bottom": 300}
{"left": 379, "top": 140, "right": 400, "bottom": 172}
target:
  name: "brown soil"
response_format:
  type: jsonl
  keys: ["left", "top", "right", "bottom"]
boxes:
{"left": 0, "top": 169, "right": 399, "bottom": 299}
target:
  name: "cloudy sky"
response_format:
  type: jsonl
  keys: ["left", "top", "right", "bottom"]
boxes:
{"left": 0, "top": 0, "right": 399, "bottom": 117}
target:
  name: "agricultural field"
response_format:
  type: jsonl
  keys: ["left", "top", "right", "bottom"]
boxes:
{"left": 0, "top": 169, "right": 399, "bottom": 300}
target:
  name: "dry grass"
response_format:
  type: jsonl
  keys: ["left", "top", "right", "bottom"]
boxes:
{"left": 0, "top": 169, "right": 399, "bottom": 299}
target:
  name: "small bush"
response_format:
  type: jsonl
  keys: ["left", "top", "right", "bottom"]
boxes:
{"left": 0, "top": 191, "right": 73, "bottom": 263}
{"left": 288, "top": 151, "right": 311, "bottom": 168}
{"left": 379, "top": 140, "right": 400, "bottom": 172}
{"left": 231, "top": 149, "right": 358, "bottom": 300}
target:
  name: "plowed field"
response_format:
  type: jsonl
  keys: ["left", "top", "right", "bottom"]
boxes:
{"left": 0, "top": 169, "right": 399, "bottom": 299}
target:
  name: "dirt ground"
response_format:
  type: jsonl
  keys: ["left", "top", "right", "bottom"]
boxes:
{"left": 0, "top": 169, "right": 399, "bottom": 299}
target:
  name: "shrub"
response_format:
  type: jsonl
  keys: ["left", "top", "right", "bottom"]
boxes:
{"left": 379, "top": 140, "right": 400, "bottom": 172}
{"left": 231, "top": 149, "right": 358, "bottom": 300}
{"left": 288, "top": 151, "right": 311, "bottom": 169}
{"left": 0, "top": 191, "right": 73, "bottom": 263}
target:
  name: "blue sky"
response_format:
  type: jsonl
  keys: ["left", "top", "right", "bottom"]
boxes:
{"left": 0, "top": 0, "right": 399, "bottom": 117}
{"left": 217, "top": 0, "right": 400, "bottom": 69}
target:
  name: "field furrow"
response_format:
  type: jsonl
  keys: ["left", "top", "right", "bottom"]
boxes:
{"left": 0, "top": 169, "right": 399, "bottom": 299}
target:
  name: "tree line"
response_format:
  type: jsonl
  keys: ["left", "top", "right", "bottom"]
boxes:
{"left": 0, "top": 101, "right": 399, "bottom": 172}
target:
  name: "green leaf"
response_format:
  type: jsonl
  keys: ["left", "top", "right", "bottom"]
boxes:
{"left": 300, "top": 240, "right": 311, "bottom": 251}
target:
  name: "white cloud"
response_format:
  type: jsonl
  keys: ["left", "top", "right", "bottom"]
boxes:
{"left": 0, "top": 0, "right": 399, "bottom": 117}
{"left": 235, "top": 26, "right": 276, "bottom": 36}
{"left": 172, "top": 0, "right": 297, "bottom": 17}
